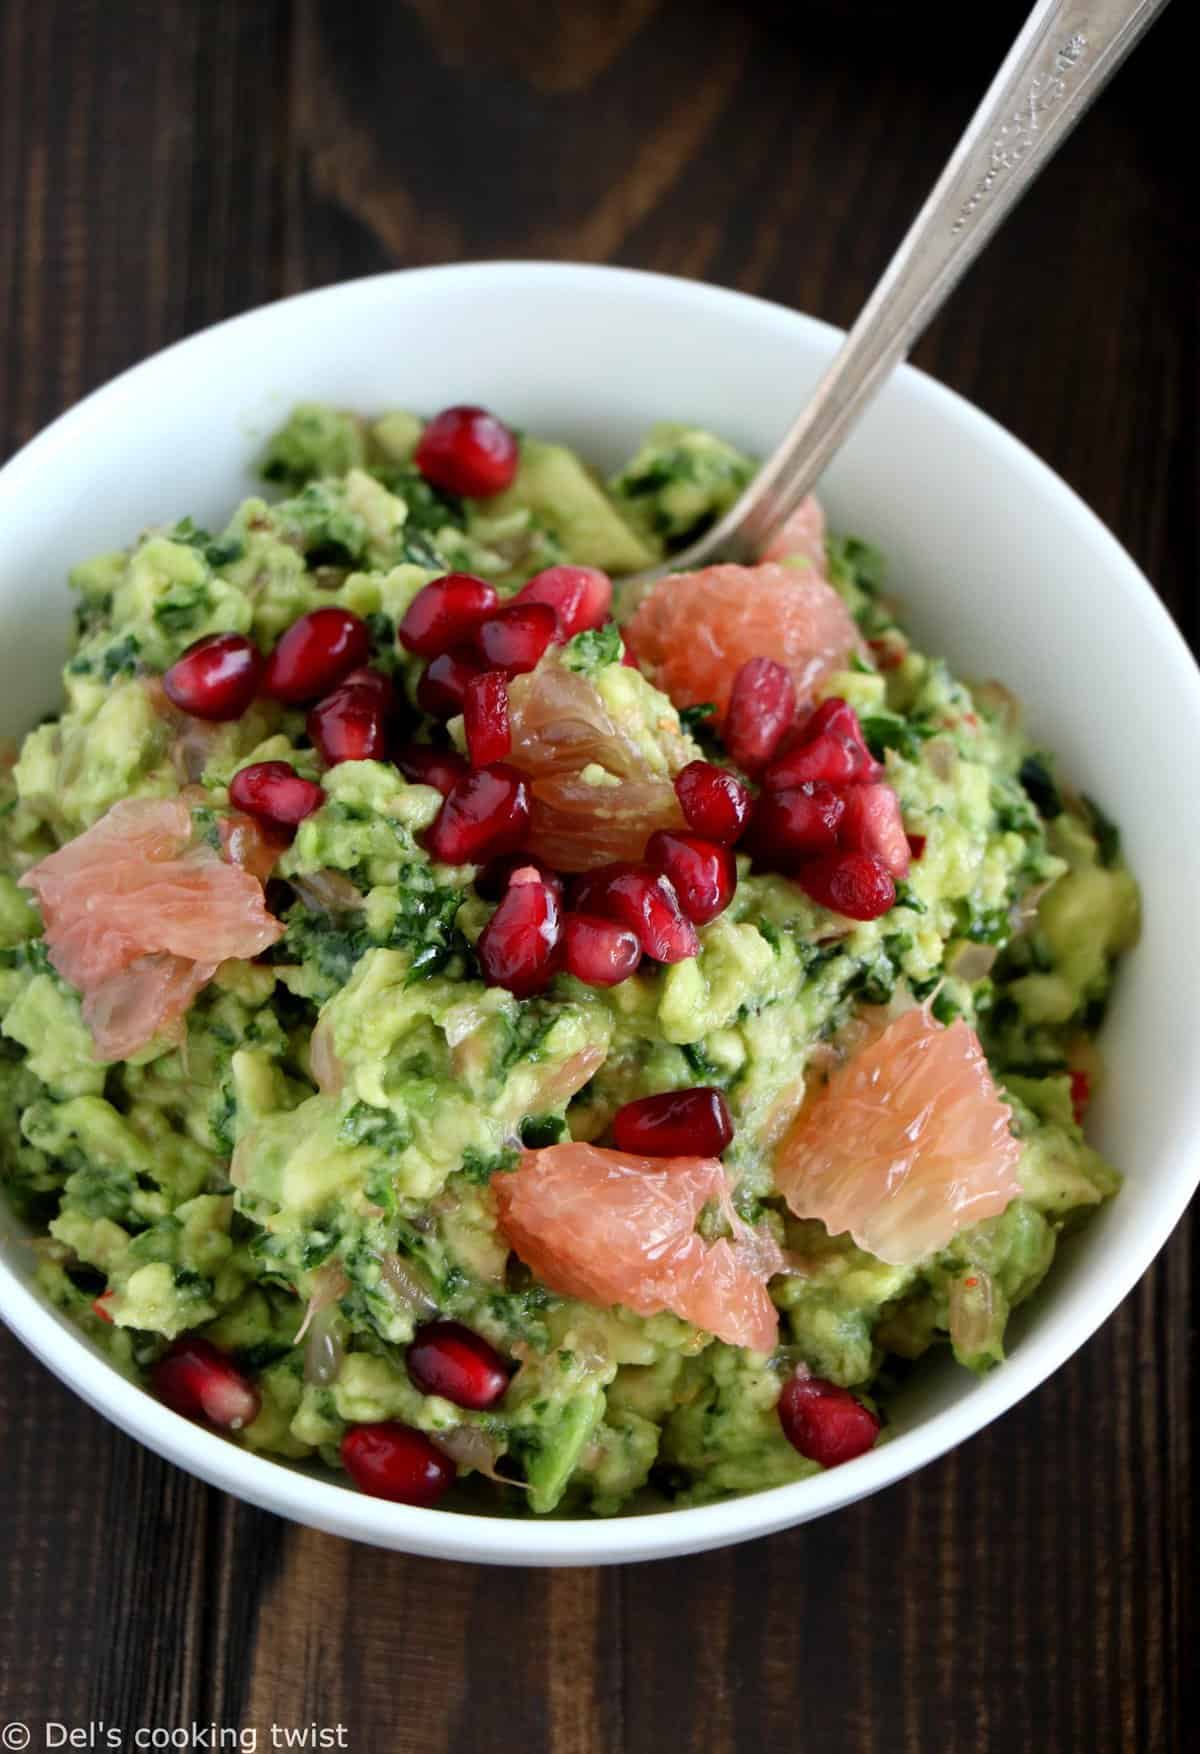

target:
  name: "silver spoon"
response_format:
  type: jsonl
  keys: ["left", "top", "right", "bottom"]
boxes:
{"left": 624, "top": 0, "right": 1172, "bottom": 591}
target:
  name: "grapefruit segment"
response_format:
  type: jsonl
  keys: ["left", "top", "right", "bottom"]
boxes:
{"left": 506, "top": 656, "right": 686, "bottom": 871}
{"left": 759, "top": 496, "right": 828, "bottom": 572}
{"left": 493, "top": 1142, "right": 784, "bottom": 1351}
{"left": 774, "top": 1007, "right": 1021, "bottom": 1265}
{"left": 623, "top": 562, "right": 862, "bottom": 721}
{"left": 20, "top": 797, "right": 284, "bottom": 1059}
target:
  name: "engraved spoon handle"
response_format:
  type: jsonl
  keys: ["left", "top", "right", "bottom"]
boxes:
{"left": 635, "top": 0, "right": 1171, "bottom": 580}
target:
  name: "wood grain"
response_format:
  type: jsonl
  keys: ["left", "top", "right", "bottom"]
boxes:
{"left": 1, "top": 2, "right": 1194, "bottom": 1751}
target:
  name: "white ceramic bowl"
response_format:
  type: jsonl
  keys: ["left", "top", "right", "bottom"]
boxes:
{"left": 1, "top": 264, "right": 1197, "bottom": 1566}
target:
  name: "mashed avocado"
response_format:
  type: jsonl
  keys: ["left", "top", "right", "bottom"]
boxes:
{"left": 0, "top": 404, "right": 1137, "bottom": 1516}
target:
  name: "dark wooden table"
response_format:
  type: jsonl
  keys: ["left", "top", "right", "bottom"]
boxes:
{"left": 1, "top": 4, "right": 1194, "bottom": 1750}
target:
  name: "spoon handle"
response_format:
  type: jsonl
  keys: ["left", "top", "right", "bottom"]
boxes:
{"left": 709, "top": 0, "right": 1172, "bottom": 562}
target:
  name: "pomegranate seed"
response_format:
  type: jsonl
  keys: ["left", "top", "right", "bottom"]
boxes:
{"left": 407, "top": 1321, "right": 510, "bottom": 1410}
{"left": 570, "top": 864, "right": 698, "bottom": 964}
{"left": 907, "top": 833, "right": 927, "bottom": 861}
{"left": 777, "top": 1372, "right": 881, "bottom": 1467}
{"left": 674, "top": 760, "right": 752, "bottom": 844}
{"left": 611, "top": 1087, "right": 733, "bottom": 1157}
{"left": 838, "top": 782, "right": 910, "bottom": 878}
{"left": 162, "top": 632, "right": 263, "bottom": 721}
{"left": 307, "top": 685, "right": 387, "bottom": 766}
{"left": 474, "top": 602, "right": 558, "bottom": 675}
{"left": 724, "top": 658, "right": 796, "bottom": 772}
{"left": 151, "top": 1337, "right": 260, "bottom": 1431}
{"left": 414, "top": 405, "right": 519, "bottom": 499}
{"left": 475, "top": 852, "right": 563, "bottom": 903}
{"left": 765, "top": 697, "right": 880, "bottom": 790}
{"left": 397, "top": 573, "right": 499, "bottom": 657}
{"left": 230, "top": 760, "right": 324, "bottom": 829}
{"left": 1069, "top": 1068, "right": 1091, "bottom": 1123}
{"left": 561, "top": 912, "right": 641, "bottom": 986}
{"left": 747, "top": 783, "right": 845, "bottom": 867}
{"left": 425, "top": 763, "right": 530, "bottom": 865}
{"left": 644, "top": 829, "right": 735, "bottom": 925}
{"left": 392, "top": 741, "right": 469, "bottom": 796}
{"left": 796, "top": 850, "right": 895, "bottom": 921}
{"left": 463, "top": 670, "right": 512, "bottom": 765}
{"left": 477, "top": 871, "right": 561, "bottom": 996}
{"left": 416, "top": 646, "right": 485, "bottom": 718}
{"left": 515, "top": 565, "right": 613, "bottom": 639}
{"left": 339, "top": 665, "right": 395, "bottom": 708}
{"left": 262, "top": 607, "right": 370, "bottom": 703}
{"left": 341, "top": 1421, "right": 456, "bottom": 1507}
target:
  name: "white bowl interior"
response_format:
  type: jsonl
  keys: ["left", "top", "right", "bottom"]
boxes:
{"left": 1, "top": 263, "right": 1197, "bottom": 1564}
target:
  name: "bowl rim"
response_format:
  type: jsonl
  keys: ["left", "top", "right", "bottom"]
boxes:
{"left": 1, "top": 259, "right": 1197, "bottom": 1566}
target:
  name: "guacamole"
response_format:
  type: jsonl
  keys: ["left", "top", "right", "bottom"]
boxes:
{"left": 0, "top": 401, "right": 1138, "bottom": 1515}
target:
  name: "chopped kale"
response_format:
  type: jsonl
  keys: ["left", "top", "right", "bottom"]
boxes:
{"left": 561, "top": 622, "right": 623, "bottom": 676}
{"left": 859, "top": 712, "right": 932, "bottom": 763}
{"left": 1018, "top": 753, "right": 1063, "bottom": 820}
{"left": 519, "top": 1114, "right": 568, "bottom": 1149}
{"left": 1081, "top": 794, "right": 1121, "bottom": 866}
{"left": 679, "top": 702, "right": 718, "bottom": 733}
{"left": 825, "top": 534, "right": 886, "bottom": 596}
{"left": 337, "top": 1102, "right": 413, "bottom": 1152}
{"left": 459, "top": 1145, "right": 520, "bottom": 1185}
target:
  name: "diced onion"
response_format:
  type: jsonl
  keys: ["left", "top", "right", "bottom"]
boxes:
{"left": 924, "top": 737, "right": 959, "bottom": 781}
{"left": 377, "top": 1252, "right": 438, "bottom": 1319}
{"left": 431, "top": 1425, "right": 527, "bottom": 1488}
{"left": 948, "top": 1267, "right": 997, "bottom": 1358}
{"left": 295, "top": 1262, "right": 349, "bottom": 1345}
{"left": 946, "top": 940, "right": 999, "bottom": 983}
{"left": 303, "top": 1305, "right": 346, "bottom": 1386}
{"left": 290, "top": 869, "right": 365, "bottom": 915}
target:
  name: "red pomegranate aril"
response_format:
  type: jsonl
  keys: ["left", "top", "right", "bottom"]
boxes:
{"left": 570, "top": 863, "right": 698, "bottom": 964}
{"left": 425, "top": 763, "right": 530, "bottom": 865}
{"left": 748, "top": 782, "right": 845, "bottom": 867}
{"left": 307, "top": 685, "right": 387, "bottom": 766}
{"left": 561, "top": 912, "right": 641, "bottom": 987}
{"left": 477, "top": 872, "right": 561, "bottom": 996}
{"left": 907, "top": 833, "right": 927, "bottom": 861}
{"left": 475, "top": 852, "right": 563, "bottom": 903}
{"left": 151, "top": 1337, "right": 260, "bottom": 1431}
{"left": 162, "top": 632, "right": 263, "bottom": 721}
{"left": 644, "top": 829, "right": 735, "bottom": 926}
{"left": 766, "top": 697, "right": 880, "bottom": 790}
{"left": 612, "top": 1087, "right": 734, "bottom": 1157}
{"left": 230, "top": 760, "right": 325, "bottom": 829}
{"left": 393, "top": 741, "right": 469, "bottom": 796}
{"left": 674, "top": 760, "right": 752, "bottom": 844}
{"left": 475, "top": 602, "right": 558, "bottom": 675}
{"left": 397, "top": 573, "right": 499, "bottom": 657}
{"left": 339, "top": 665, "right": 395, "bottom": 708}
{"left": 1069, "top": 1067, "right": 1091, "bottom": 1124}
{"left": 463, "top": 670, "right": 512, "bottom": 766}
{"left": 777, "top": 1372, "right": 881, "bottom": 1467}
{"left": 724, "top": 657, "right": 796, "bottom": 772}
{"left": 838, "top": 782, "right": 910, "bottom": 878}
{"left": 796, "top": 849, "right": 895, "bottom": 921}
{"left": 416, "top": 645, "right": 485, "bottom": 718}
{"left": 414, "top": 405, "right": 519, "bottom": 499}
{"left": 406, "top": 1320, "right": 511, "bottom": 1410}
{"left": 515, "top": 565, "right": 613, "bottom": 639}
{"left": 341, "top": 1420, "right": 456, "bottom": 1507}
{"left": 262, "top": 607, "right": 371, "bottom": 703}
